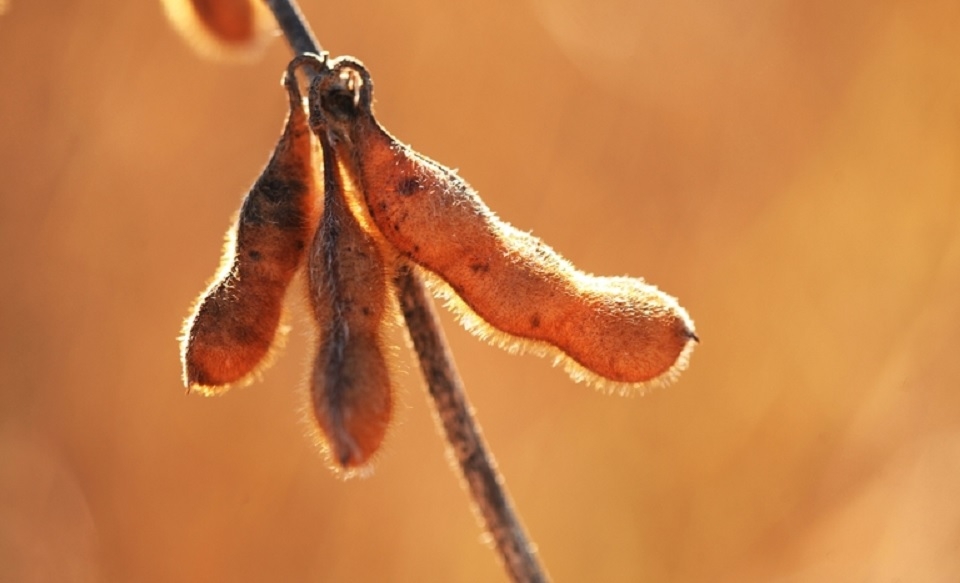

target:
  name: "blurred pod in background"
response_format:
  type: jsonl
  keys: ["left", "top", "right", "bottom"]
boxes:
{"left": 161, "top": 0, "right": 276, "bottom": 60}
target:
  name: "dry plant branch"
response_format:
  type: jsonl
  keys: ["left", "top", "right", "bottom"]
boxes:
{"left": 394, "top": 264, "right": 547, "bottom": 583}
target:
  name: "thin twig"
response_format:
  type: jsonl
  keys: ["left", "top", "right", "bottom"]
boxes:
{"left": 263, "top": 0, "right": 322, "bottom": 55}
{"left": 395, "top": 264, "right": 548, "bottom": 583}
{"left": 261, "top": 1, "right": 549, "bottom": 581}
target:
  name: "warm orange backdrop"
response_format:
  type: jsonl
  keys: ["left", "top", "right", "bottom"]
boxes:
{"left": 2, "top": 1, "right": 959, "bottom": 581}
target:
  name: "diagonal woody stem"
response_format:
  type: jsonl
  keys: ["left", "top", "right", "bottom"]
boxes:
{"left": 262, "top": 1, "right": 549, "bottom": 581}
{"left": 263, "top": 0, "right": 322, "bottom": 55}
{"left": 394, "top": 264, "right": 548, "bottom": 583}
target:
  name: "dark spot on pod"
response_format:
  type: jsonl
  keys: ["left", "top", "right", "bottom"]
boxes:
{"left": 397, "top": 177, "right": 421, "bottom": 196}
{"left": 412, "top": 245, "right": 420, "bottom": 253}
{"left": 241, "top": 178, "right": 308, "bottom": 230}
{"left": 239, "top": 195, "right": 266, "bottom": 225}
{"left": 256, "top": 176, "right": 288, "bottom": 203}
{"left": 530, "top": 314, "right": 541, "bottom": 329}
{"left": 469, "top": 262, "right": 490, "bottom": 274}
{"left": 248, "top": 249, "right": 262, "bottom": 260}
{"left": 362, "top": 306, "right": 372, "bottom": 316}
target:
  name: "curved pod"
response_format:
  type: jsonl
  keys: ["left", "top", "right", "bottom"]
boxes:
{"left": 309, "top": 57, "right": 697, "bottom": 390}
{"left": 181, "top": 71, "right": 317, "bottom": 394}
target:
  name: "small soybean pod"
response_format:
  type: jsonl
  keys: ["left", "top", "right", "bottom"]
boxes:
{"left": 306, "top": 130, "right": 394, "bottom": 473}
{"left": 161, "top": 0, "right": 276, "bottom": 60}
{"left": 180, "top": 67, "right": 317, "bottom": 394}
{"left": 309, "top": 56, "right": 697, "bottom": 392}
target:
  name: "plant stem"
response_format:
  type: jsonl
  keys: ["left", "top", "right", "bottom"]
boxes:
{"left": 395, "top": 264, "right": 548, "bottom": 583}
{"left": 263, "top": 0, "right": 321, "bottom": 55}
{"left": 262, "top": 1, "right": 549, "bottom": 581}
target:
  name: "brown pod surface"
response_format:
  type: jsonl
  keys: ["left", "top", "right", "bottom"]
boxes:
{"left": 306, "top": 132, "right": 393, "bottom": 472}
{"left": 181, "top": 71, "right": 317, "bottom": 394}
{"left": 309, "top": 57, "right": 697, "bottom": 390}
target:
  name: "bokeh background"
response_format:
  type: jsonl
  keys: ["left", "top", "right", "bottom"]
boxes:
{"left": 2, "top": 0, "right": 960, "bottom": 581}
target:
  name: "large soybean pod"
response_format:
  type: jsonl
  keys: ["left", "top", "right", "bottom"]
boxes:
{"left": 308, "top": 55, "right": 697, "bottom": 392}
{"left": 180, "top": 66, "right": 318, "bottom": 394}
{"left": 305, "top": 123, "right": 395, "bottom": 473}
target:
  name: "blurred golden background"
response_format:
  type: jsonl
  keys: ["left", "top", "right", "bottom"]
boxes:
{"left": 2, "top": 0, "right": 959, "bottom": 581}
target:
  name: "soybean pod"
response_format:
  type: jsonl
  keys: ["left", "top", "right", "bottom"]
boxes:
{"left": 305, "top": 126, "right": 394, "bottom": 473}
{"left": 161, "top": 0, "right": 276, "bottom": 60}
{"left": 308, "top": 56, "right": 697, "bottom": 392}
{"left": 180, "top": 67, "right": 318, "bottom": 394}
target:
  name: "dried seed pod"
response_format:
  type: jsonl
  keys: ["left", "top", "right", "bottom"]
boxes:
{"left": 308, "top": 56, "right": 697, "bottom": 392}
{"left": 306, "top": 131, "right": 394, "bottom": 473}
{"left": 180, "top": 69, "right": 317, "bottom": 394}
{"left": 161, "top": 0, "right": 276, "bottom": 60}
